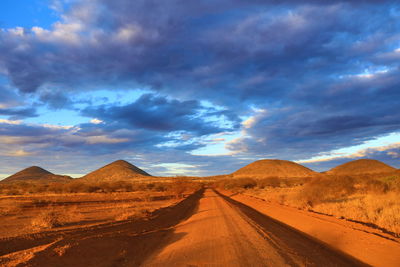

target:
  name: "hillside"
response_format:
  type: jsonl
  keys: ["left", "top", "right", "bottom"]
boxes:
{"left": 327, "top": 159, "right": 396, "bottom": 175}
{"left": 232, "top": 159, "right": 317, "bottom": 178}
{"left": 81, "top": 160, "right": 151, "bottom": 181}
{"left": 2, "top": 166, "right": 72, "bottom": 183}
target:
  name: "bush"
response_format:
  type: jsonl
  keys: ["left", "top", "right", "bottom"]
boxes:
{"left": 31, "top": 210, "right": 67, "bottom": 228}
{"left": 169, "top": 180, "right": 202, "bottom": 198}
{"left": 363, "top": 179, "right": 388, "bottom": 194}
{"left": 257, "top": 177, "right": 281, "bottom": 188}
{"left": 297, "top": 175, "right": 356, "bottom": 207}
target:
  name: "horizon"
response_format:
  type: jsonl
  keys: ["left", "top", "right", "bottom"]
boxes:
{"left": 0, "top": 1, "right": 399, "bottom": 176}
{"left": 0, "top": 157, "right": 398, "bottom": 180}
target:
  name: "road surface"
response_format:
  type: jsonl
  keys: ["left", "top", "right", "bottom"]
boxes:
{"left": 143, "top": 189, "right": 365, "bottom": 267}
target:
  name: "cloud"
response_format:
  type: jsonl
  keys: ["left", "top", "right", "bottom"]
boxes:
{"left": 0, "top": 107, "right": 37, "bottom": 119}
{"left": 0, "top": 0, "right": 399, "bottom": 175}
{"left": 90, "top": 118, "right": 103, "bottom": 124}
{"left": 298, "top": 142, "right": 400, "bottom": 163}
{"left": 5, "top": 149, "right": 35, "bottom": 157}
{"left": 82, "top": 93, "right": 239, "bottom": 135}
{"left": 299, "top": 142, "right": 400, "bottom": 172}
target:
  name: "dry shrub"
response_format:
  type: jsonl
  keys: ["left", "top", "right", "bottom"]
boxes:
{"left": 31, "top": 206, "right": 81, "bottom": 229}
{"left": 114, "top": 208, "right": 149, "bottom": 221}
{"left": 215, "top": 178, "right": 257, "bottom": 191}
{"left": 257, "top": 177, "right": 281, "bottom": 188}
{"left": 31, "top": 209, "right": 67, "bottom": 229}
{"left": 53, "top": 244, "right": 71, "bottom": 256}
{"left": 362, "top": 179, "right": 388, "bottom": 194}
{"left": 390, "top": 178, "right": 400, "bottom": 192}
{"left": 0, "top": 180, "right": 183, "bottom": 195}
{"left": 297, "top": 175, "right": 356, "bottom": 207}
{"left": 311, "top": 192, "right": 400, "bottom": 235}
{"left": 169, "top": 180, "right": 202, "bottom": 198}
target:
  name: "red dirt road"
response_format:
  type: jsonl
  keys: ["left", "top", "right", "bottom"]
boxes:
{"left": 143, "top": 189, "right": 365, "bottom": 267}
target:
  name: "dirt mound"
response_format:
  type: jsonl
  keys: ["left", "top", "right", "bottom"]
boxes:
{"left": 81, "top": 160, "right": 151, "bottom": 181}
{"left": 232, "top": 159, "right": 316, "bottom": 178}
{"left": 327, "top": 159, "right": 396, "bottom": 175}
{"left": 2, "top": 166, "right": 72, "bottom": 183}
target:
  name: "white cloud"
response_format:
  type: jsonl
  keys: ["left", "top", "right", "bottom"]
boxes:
{"left": 0, "top": 119, "right": 22, "bottom": 125}
{"left": 115, "top": 24, "right": 141, "bottom": 42}
{"left": 8, "top": 27, "right": 24, "bottom": 36}
{"left": 42, "top": 124, "right": 74, "bottom": 130}
{"left": 6, "top": 149, "right": 34, "bottom": 157}
{"left": 90, "top": 118, "right": 103, "bottom": 124}
{"left": 242, "top": 108, "right": 267, "bottom": 129}
{"left": 297, "top": 142, "right": 400, "bottom": 163}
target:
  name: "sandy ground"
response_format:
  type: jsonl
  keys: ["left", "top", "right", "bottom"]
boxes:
{"left": 0, "top": 192, "right": 176, "bottom": 238}
{"left": 1, "top": 188, "right": 398, "bottom": 266}
{"left": 222, "top": 190, "right": 400, "bottom": 267}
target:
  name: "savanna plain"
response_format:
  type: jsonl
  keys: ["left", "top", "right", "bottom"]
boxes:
{"left": 0, "top": 159, "right": 399, "bottom": 267}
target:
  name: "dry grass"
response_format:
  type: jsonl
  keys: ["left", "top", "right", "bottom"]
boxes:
{"left": 113, "top": 206, "right": 150, "bottom": 221}
{"left": 0, "top": 199, "right": 23, "bottom": 216}
{"left": 30, "top": 206, "right": 82, "bottom": 229}
{"left": 310, "top": 193, "right": 400, "bottom": 234}
{"left": 218, "top": 174, "right": 400, "bottom": 236}
{"left": 0, "top": 179, "right": 202, "bottom": 238}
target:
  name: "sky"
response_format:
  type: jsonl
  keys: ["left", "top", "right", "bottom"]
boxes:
{"left": 0, "top": 0, "right": 399, "bottom": 177}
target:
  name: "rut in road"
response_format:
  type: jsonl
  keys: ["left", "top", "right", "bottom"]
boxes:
{"left": 143, "top": 189, "right": 368, "bottom": 267}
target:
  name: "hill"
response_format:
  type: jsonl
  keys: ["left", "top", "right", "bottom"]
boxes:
{"left": 327, "top": 159, "right": 396, "bottom": 175}
{"left": 232, "top": 159, "right": 317, "bottom": 178}
{"left": 2, "top": 166, "right": 72, "bottom": 183}
{"left": 81, "top": 160, "right": 151, "bottom": 182}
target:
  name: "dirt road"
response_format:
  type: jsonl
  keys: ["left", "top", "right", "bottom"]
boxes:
{"left": 143, "top": 189, "right": 365, "bottom": 267}
{"left": 0, "top": 189, "right": 370, "bottom": 266}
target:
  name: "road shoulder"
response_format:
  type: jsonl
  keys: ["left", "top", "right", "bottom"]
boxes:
{"left": 217, "top": 189, "right": 400, "bottom": 267}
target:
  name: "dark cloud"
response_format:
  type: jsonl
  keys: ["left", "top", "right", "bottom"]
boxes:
{"left": 82, "top": 93, "right": 239, "bottom": 135}
{"left": 0, "top": 0, "right": 399, "bottom": 175}
{"left": 39, "top": 90, "right": 73, "bottom": 109}
{"left": 0, "top": 107, "right": 37, "bottom": 119}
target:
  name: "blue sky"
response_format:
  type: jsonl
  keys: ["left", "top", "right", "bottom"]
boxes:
{"left": 0, "top": 0, "right": 399, "bottom": 177}
{"left": 0, "top": 0, "right": 58, "bottom": 29}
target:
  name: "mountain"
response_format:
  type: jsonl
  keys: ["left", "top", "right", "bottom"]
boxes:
{"left": 232, "top": 159, "right": 317, "bottom": 178}
{"left": 327, "top": 159, "right": 396, "bottom": 175}
{"left": 81, "top": 160, "right": 151, "bottom": 181}
{"left": 2, "top": 166, "right": 72, "bottom": 183}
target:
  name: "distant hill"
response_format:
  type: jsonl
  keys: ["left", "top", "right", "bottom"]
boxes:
{"left": 327, "top": 159, "right": 396, "bottom": 175}
{"left": 2, "top": 166, "right": 72, "bottom": 183}
{"left": 232, "top": 159, "right": 317, "bottom": 178}
{"left": 81, "top": 160, "right": 151, "bottom": 182}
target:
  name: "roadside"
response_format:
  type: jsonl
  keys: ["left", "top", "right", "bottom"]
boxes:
{"left": 217, "top": 189, "right": 400, "bottom": 267}
{"left": 0, "top": 189, "right": 203, "bottom": 267}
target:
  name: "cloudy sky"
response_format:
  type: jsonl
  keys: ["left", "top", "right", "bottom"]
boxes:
{"left": 0, "top": 0, "right": 399, "bottom": 177}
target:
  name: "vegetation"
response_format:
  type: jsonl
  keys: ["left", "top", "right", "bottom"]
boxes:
{"left": 214, "top": 177, "right": 307, "bottom": 191}
{"left": 0, "top": 179, "right": 202, "bottom": 236}
{"left": 0, "top": 179, "right": 202, "bottom": 198}
{"left": 214, "top": 174, "right": 400, "bottom": 236}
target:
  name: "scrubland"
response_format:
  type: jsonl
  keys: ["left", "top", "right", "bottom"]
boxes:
{"left": 0, "top": 179, "right": 201, "bottom": 238}
{"left": 214, "top": 174, "right": 400, "bottom": 236}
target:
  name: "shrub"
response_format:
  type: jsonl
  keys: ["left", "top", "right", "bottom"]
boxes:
{"left": 31, "top": 207, "right": 81, "bottom": 229}
{"left": 257, "top": 177, "right": 280, "bottom": 188}
{"left": 297, "top": 175, "right": 356, "bottom": 207}
{"left": 363, "top": 179, "right": 388, "bottom": 194}
{"left": 31, "top": 210, "right": 67, "bottom": 229}
{"left": 169, "top": 180, "right": 202, "bottom": 198}
{"left": 114, "top": 208, "right": 149, "bottom": 221}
